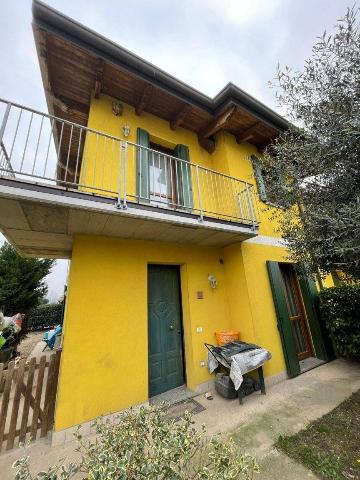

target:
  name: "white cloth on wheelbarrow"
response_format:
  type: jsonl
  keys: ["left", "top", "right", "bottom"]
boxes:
{"left": 208, "top": 348, "right": 271, "bottom": 391}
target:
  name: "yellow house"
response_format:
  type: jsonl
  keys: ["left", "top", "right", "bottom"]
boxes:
{"left": 0, "top": 1, "right": 333, "bottom": 438}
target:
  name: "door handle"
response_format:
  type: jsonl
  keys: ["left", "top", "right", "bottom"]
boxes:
{"left": 169, "top": 325, "right": 174, "bottom": 330}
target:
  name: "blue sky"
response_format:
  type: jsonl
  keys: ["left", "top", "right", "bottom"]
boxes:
{"left": 0, "top": 0, "right": 354, "bottom": 300}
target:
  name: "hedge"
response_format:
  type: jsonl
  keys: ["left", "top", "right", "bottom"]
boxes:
{"left": 27, "top": 302, "right": 64, "bottom": 331}
{"left": 319, "top": 284, "right": 360, "bottom": 360}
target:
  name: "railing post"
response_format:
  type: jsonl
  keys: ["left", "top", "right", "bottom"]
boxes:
{"left": 123, "top": 141, "right": 128, "bottom": 208}
{"left": 195, "top": 165, "right": 203, "bottom": 222}
{"left": 116, "top": 140, "right": 123, "bottom": 209}
{"left": 238, "top": 189, "right": 245, "bottom": 221}
{"left": 0, "top": 103, "right": 11, "bottom": 145}
{"left": 246, "top": 185, "right": 257, "bottom": 230}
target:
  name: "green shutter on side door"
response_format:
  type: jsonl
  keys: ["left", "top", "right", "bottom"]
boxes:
{"left": 174, "top": 144, "right": 193, "bottom": 209}
{"left": 267, "top": 261, "right": 300, "bottom": 378}
{"left": 137, "top": 128, "right": 150, "bottom": 202}
{"left": 251, "top": 155, "right": 267, "bottom": 202}
{"left": 298, "top": 275, "right": 330, "bottom": 361}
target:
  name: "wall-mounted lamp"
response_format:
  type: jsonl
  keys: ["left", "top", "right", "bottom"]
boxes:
{"left": 208, "top": 275, "right": 217, "bottom": 289}
{"left": 122, "top": 124, "right": 131, "bottom": 138}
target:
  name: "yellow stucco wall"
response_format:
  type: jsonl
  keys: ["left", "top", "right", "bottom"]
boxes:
{"left": 223, "top": 242, "right": 288, "bottom": 377}
{"left": 55, "top": 235, "right": 234, "bottom": 431}
{"left": 79, "top": 94, "right": 280, "bottom": 232}
{"left": 54, "top": 94, "right": 294, "bottom": 431}
{"left": 55, "top": 236, "right": 290, "bottom": 431}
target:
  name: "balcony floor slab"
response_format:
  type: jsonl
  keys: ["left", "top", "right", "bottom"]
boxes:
{"left": 0, "top": 178, "right": 258, "bottom": 258}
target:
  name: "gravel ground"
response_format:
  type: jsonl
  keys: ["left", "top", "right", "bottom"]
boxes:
{"left": 17, "top": 331, "right": 45, "bottom": 358}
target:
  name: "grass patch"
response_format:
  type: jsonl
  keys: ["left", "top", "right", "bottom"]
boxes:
{"left": 276, "top": 389, "right": 360, "bottom": 480}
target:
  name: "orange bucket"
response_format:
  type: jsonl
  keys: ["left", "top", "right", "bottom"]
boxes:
{"left": 215, "top": 330, "right": 240, "bottom": 346}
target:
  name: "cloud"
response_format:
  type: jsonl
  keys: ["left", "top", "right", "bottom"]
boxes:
{"left": 201, "top": 0, "right": 284, "bottom": 26}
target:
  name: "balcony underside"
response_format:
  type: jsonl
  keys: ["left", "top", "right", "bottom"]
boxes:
{"left": 0, "top": 178, "right": 258, "bottom": 258}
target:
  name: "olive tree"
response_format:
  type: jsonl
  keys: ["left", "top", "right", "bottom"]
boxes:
{"left": 261, "top": 7, "right": 360, "bottom": 280}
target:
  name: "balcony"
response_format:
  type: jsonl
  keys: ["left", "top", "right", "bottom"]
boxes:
{"left": 0, "top": 99, "right": 259, "bottom": 258}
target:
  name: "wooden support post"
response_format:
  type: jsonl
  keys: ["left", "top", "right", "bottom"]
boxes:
{"left": 198, "top": 135, "right": 215, "bottom": 154}
{"left": 31, "top": 355, "right": 47, "bottom": 441}
{"left": 170, "top": 104, "right": 192, "bottom": 130}
{"left": 19, "top": 358, "right": 37, "bottom": 444}
{"left": 135, "top": 84, "right": 153, "bottom": 115}
{"left": 7, "top": 360, "right": 26, "bottom": 450}
{"left": 94, "top": 58, "right": 104, "bottom": 99}
{"left": 0, "top": 361, "right": 15, "bottom": 451}
{"left": 236, "top": 122, "right": 260, "bottom": 144}
{"left": 200, "top": 105, "right": 236, "bottom": 139}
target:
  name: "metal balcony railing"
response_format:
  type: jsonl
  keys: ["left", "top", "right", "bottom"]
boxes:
{"left": 0, "top": 98, "right": 259, "bottom": 227}
{"left": 0, "top": 141, "right": 15, "bottom": 178}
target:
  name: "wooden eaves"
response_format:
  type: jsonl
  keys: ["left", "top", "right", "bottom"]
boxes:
{"left": 32, "top": 0, "right": 290, "bottom": 164}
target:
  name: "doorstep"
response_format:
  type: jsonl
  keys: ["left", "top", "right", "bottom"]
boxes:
{"left": 149, "top": 385, "right": 197, "bottom": 406}
{"left": 299, "top": 357, "right": 326, "bottom": 374}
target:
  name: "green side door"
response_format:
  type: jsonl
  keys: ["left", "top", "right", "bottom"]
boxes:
{"left": 148, "top": 265, "right": 184, "bottom": 397}
{"left": 298, "top": 275, "right": 330, "bottom": 361}
{"left": 267, "top": 261, "right": 301, "bottom": 377}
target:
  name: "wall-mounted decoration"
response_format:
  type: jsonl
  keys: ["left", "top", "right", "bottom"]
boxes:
{"left": 112, "top": 101, "right": 123, "bottom": 116}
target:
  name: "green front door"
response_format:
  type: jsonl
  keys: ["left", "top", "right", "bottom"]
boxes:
{"left": 148, "top": 265, "right": 185, "bottom": 397}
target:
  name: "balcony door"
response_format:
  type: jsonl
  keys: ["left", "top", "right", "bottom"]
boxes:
{"left": 136, "top": 128, "right": 193, "bottom": 210}
{"left": 149, "top": 143, "right": 177, "bottom": 207}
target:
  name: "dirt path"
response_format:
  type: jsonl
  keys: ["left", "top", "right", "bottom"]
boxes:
{"left": 17, "top": 332, "right": 44, "bottom": 358}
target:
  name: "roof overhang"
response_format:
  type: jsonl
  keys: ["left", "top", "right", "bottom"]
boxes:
{"left": 32, "top": 0, "right": 290, "bottom": 158}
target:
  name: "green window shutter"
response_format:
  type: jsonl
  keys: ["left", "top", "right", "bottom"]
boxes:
{"left": 267, "top": 261, "right": 300, "bottom": 378}
{"left": 298, "top": 275, "right": 332, "bottom": 361}
{"left": 174, "top": 144, "right": 193, "bottom": 209}
{"left": 251, "top": 155, "right": 267, "bottom": 202}
{"left": 136, "top": 128, "right": 150, "bottom": 202}
{"left": 331, "top": 270, "right": 341, "bottom": 286}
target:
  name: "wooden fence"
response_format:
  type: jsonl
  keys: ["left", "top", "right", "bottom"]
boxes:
{"left": 0, "top": 351, "right": 61, "bottom": 452}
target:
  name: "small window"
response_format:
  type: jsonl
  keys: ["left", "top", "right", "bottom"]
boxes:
{"left": 251, "top": 155, "right": 279, "bottom": 205}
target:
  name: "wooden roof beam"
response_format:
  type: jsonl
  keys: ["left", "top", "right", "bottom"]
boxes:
{"left": 258, "top": 134, "right": 278, "bottom": 153}
{"left": 236, "top": 122, "right": 260, "bottom": 144}
{"left": 198, "top": 136, "right": 215, "bottom": 154}
{"left": 135, "top": 84, "right": 153, "bottom": 115}
{"left": 200, "top": 105, "right": 236, "bottom": 139}
{"left": 94, "top": 58, "right": 104, "bottom": 99}
{"left": 47, "top": 91, "right": 88, "bottom": 116}
{"left": 170, "top": 104, "right": 192, "bottom": 130}
{"left": 46, "top": 90, "right": 70, "bottom": 114}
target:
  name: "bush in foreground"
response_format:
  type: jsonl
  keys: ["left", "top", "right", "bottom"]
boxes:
{"left": 319, "top": 284, "right": 360, "bottom": 360}
{"left": 13, "top": 403, "right": 259, "bottom": 480}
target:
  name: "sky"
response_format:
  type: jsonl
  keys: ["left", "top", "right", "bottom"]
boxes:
{"left": 0, "top": 0, "right": 354, "bottom": 300}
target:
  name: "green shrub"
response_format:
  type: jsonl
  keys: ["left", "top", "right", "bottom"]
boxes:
{"left": 13, "top": 404, "right": 259, "bottom": 480}
{"left": 27, "top": 302, "right": 64, "bottom": 331}
{"left": 319, "top": 284, "right": 360, "bottom": 360}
